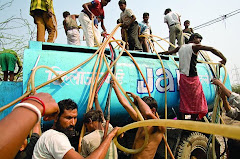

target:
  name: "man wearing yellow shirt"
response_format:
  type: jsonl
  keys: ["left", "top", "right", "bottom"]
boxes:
{"left": 0, "top": 49, "right": 22, "bottom": 81}
{"left": 30, "top": 0, "right": 57, "bottom": 42}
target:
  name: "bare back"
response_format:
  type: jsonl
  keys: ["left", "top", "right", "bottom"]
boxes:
{"left": 131, "top": 126, "right": 163, "bottom": 159}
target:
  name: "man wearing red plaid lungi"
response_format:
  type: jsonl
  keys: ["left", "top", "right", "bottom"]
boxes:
{"left": 161, "top": 33, "right": 227, "bottom": 120}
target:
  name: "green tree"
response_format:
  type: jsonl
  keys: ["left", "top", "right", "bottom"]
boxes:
{"left": 0, "top": 0, "right": 36, "bottom": 81}
{"left": 232, "top": 84, "right": 240, "bottom": 94}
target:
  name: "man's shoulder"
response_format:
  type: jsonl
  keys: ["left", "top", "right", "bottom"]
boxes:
{"left": 164, "top": 13, "right": 171, "bottom": 20}
{"left": 82, "top": 130, "right": 103, "bottom": 148}
{"left": 171, "top": 11, "right": 179, "bottom": 16}
{"left": 42, "top": 129, "right": 57, "bottom": 135}
{"left": 83, "top": 130, "right": 104, "bottom": 140}
{"left": 125, "top": 8, "right": 133, "bottom": 14}
{"left": 93, "top": 0, "right": 100, "bottom": 5}
{"left": 190, "top": 43, "right": 201, "bottom": 50}
{"left": 41, "top": 129, "right": 67, "bottom": 140}
{"left": 126, "top": 8, "right": 132, "bottom": 11}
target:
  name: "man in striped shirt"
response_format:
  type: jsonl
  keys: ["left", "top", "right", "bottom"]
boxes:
{"left": 30, "top": 0, "right": 57, "bottom": 42}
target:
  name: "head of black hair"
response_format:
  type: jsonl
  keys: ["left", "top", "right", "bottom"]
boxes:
{"left": 118, "top": 0, "right": 126, "bottom": 5}
{"left": 189, "top": 33, "right": 203, "bottom": 42}
{"left": 134, "top": 96, "right": 158, "bottom": 112}
{"left": 143, "top": 12, "right": 149, "bottom": 17}
{"left": 184, "top": 20, "right": 190, "bottom": 24}
{"left": 57, "top": 99, "right": 78, "bottom": 117}
{"left": 106, "top": 0, "right": 111, "bottom": 2}
{"left": 142, "top": 96, "right": 158, "bottom": 111}
{"left": 83, "top": 110, "right": 103, "bottom": 124}
{"left": 63, "top": 11, "right": 70, "bottom": 18}
{"left": 164, "top": 8, "right": 171, "bottom": 15}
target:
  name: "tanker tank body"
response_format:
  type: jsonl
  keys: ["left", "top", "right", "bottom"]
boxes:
{"left": 22, "top": 41, "right": 231, "bottom": 128}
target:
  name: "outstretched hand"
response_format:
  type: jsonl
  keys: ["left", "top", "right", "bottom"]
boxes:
{"left": 219, "top": 59, "right": 226, "bottom": 65}
{"left": 211, "top": 78, "right": 222, "bottom": 86}
{"left": 126, "top": 92, "right": 137, "bottom": 99}
{"left": 110, "top": 79, "right": 117, "bottom": 88}
{"left": 126, "top": 92, "right": 139, "bottom": 104}
{"left": 211, "top": 78, "right": 226, "bottom": 98}
{"left": 110, "top": 127, "right": 120, "bottom": 137}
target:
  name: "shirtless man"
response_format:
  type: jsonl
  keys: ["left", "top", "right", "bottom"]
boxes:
{"left": 112, "top": 81, "right": 165, "bottom": 159}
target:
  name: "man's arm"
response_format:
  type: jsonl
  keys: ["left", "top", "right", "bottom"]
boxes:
{"left": 126, "top": 92, "right": 165, "bottom": 133}
{"left": 177, "top": 13, "right": 181, "bottom": 25}
{"left": 82, "top": 2, "right": 94, "bottom": 19}
{"left": 126, "top": 92, "right": 156, "bottom": 120}
{"left": 32, "top": 121, "right": 41, "bottom": 135}
{"left": 221, "top": 95, "right": 231, "bottom": 112}
{"left": 101, "top": 19, "right": 107, "bottom": 33}
{"left": 222, "top": 95, "right": 240, "bottom": 120}
{"left": 112, "top": 81, "right": 138, "bottom": 121}
{"left": 0, "top": 93, "right": 59, "bottom": 159}
{"left": 45, "top": 0, "right": 53, "bottom": 17}
{"left": 94, "top": 94, "right": 102, "bottom": 113}
{"left": 160, "top": 47, "right": 180, "bottom": 55}
{"left": 71, "top": 14, "right": 79, "bottom": 20}
{"left": 63, "top": 127, "right": 120, "bottom": 159}
{"left": 192, "top": 45, "right": 226, "bottom": 65}
{"left": 129, "top": 15, "right": 136, "bottom": 26}
{"left": 24, "top": 121, "right": 41, "bottom": 157}
{"left": 63, "top": 20, "right": 68, "bottom": 35}
{"left": 190, "top": 28, "right": 194, "bottom": 33}
{"left": 211, "top": 78, "right": 232, "bottom": 97}
{"left": 122, "top": 15, "right": 136, "bottom": 29}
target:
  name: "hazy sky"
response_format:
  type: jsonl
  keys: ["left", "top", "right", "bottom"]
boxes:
{"left": 1, "top": 0, "right": 240, "bottom": 84}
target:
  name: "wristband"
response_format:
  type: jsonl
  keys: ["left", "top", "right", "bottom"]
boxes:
{"left": 21, "top": 97, "right": 46, "bottom": 116}
{"left": 13, "top": 103, "right": 41, "bottom": 122}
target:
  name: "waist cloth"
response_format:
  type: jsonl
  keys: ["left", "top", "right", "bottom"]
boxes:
{"left": 179, "top": 74, "right": 208, "bottom": 119}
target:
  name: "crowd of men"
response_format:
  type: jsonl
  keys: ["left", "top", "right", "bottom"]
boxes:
{"left": 0, "top": 0, "right": 240, "bottom": 158}
{"left": 1, "top": 0, "right": 195, "bottom": 81}
{"left": 29, "top": 0, "right": 192, "bottom": 52}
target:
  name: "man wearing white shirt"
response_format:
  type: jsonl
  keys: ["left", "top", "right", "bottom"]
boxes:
{"left": 141, "top": 12, "right": 152, "bottom": 52}
{"left": 164, "top": 8, "right": 183, "bottom": 51}
{"left": 33, "top": 99, "right": 119, "bottom": 159}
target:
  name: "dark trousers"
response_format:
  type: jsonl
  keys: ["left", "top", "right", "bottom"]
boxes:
{"left": 127, "top": 21, "right": 142, "bottom": 50}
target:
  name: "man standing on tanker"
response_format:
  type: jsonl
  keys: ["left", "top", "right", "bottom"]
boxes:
{"left": 164, "top": 8, "right": 183, "bottom": 51}
{"left": 30, "top": 0, "right": 57, "bottom": 42}
{"left": 63, "top": 11, "right": 80, "bottom": 45}
{"left": 161, "top": 33, "right": 227, "bottom": 120}
{"left": 79, "top": 0, "right": 111, "bottom": 47}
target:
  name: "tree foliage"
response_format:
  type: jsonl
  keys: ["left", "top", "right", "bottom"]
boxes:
{"left": 0, "top": 0, "right": 36, "bottom": 81}
{"left": 232, "top": 84, "right": 240, "bottom": 94}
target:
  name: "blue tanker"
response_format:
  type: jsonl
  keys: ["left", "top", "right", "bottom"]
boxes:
{"left": 0, "top": 41, "right": 231, "bottom": 128}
